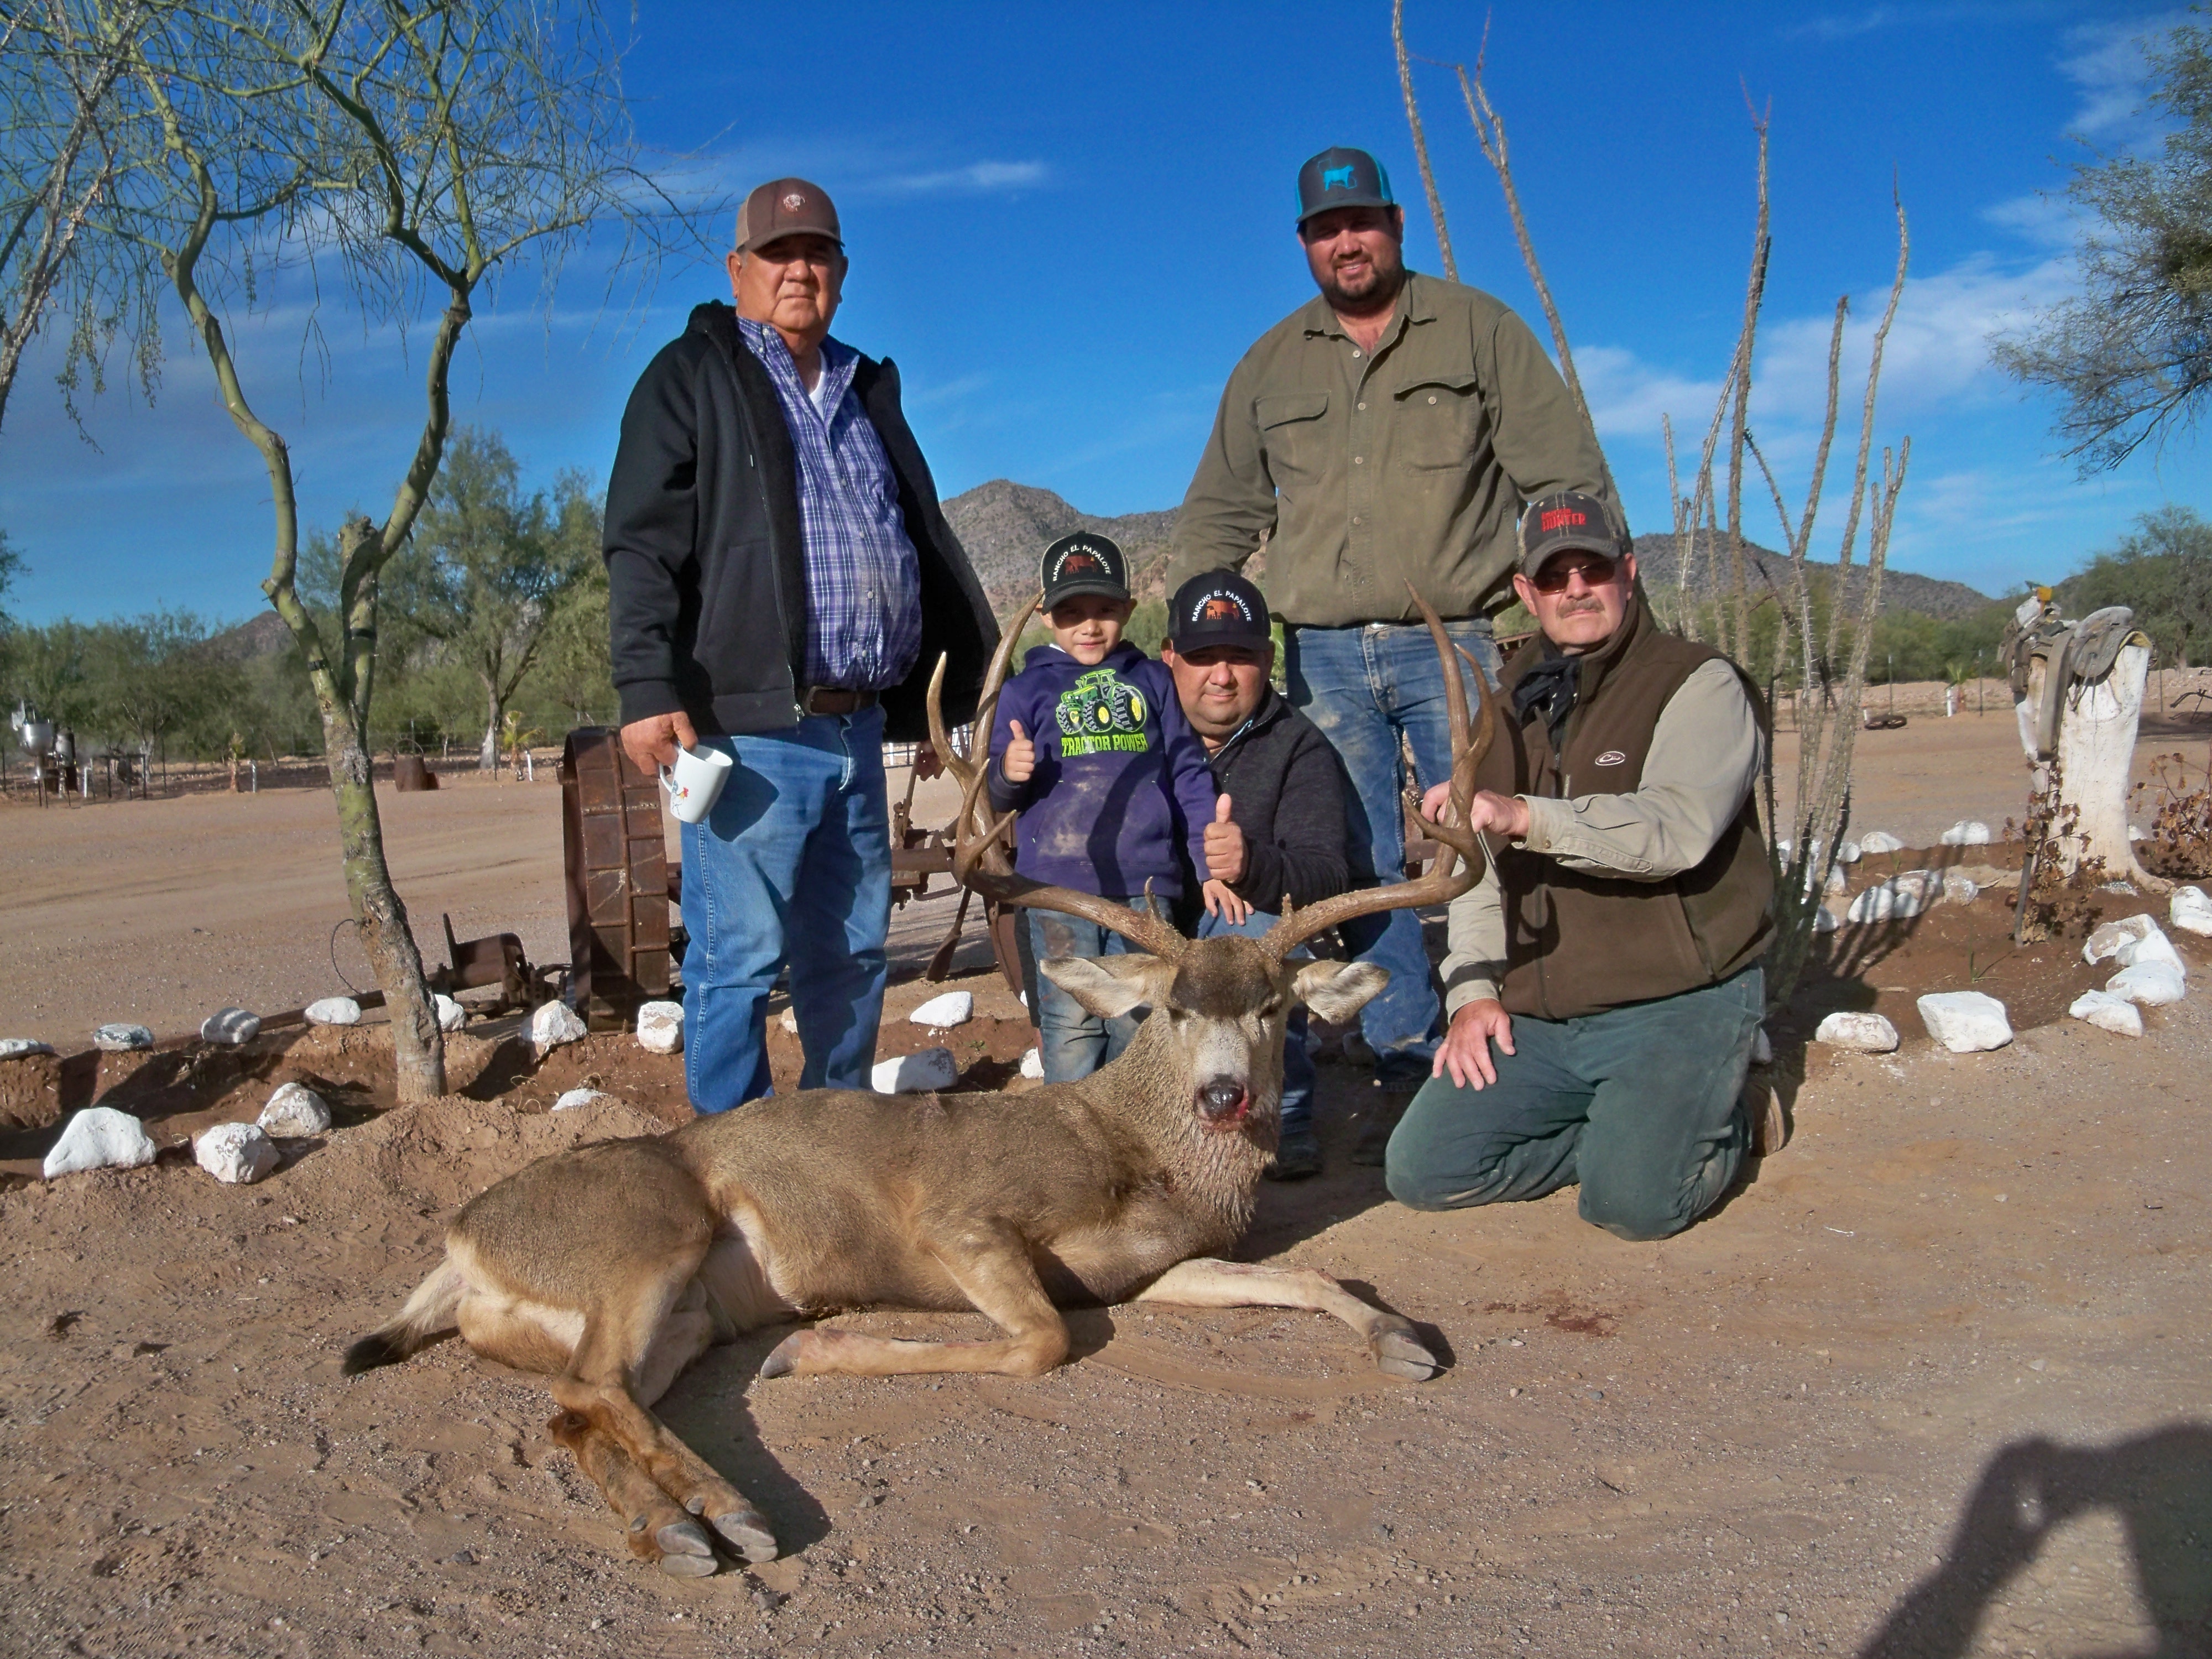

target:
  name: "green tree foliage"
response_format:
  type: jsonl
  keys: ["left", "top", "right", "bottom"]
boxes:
{"left": 1996, "top": 11, "right": 2212, "bottom": 470}
{"left": 2057, "top": 504, "right": 2212, "bottom": 664}
{"left": 384, "top": 428, "right": 597, "bottom": 768}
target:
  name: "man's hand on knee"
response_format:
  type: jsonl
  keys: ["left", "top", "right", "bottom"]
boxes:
{"left": 1434, "top": 998, "right": 1514, "bottom": 1090}
{"left": 621, "top": 711, "right": 699, "bottom": 776}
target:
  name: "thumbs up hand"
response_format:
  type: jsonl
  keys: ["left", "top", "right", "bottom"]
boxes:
{"left": 1203, "top": 793, "right": 1246, "bottom": 884}
{"left": 1000, "top": 719, "right": 1036, "bottom": 785}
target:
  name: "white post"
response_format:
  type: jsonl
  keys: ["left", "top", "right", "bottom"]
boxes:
{"left": 2053, "top": 640, "right": 2160, "bottom": 886}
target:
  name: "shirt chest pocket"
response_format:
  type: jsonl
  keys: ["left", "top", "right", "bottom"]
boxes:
{"left": 1393, "top": 374, "right": 1484, "bottom": 471}
{"left": 1256, "top": 391, "right": 1331, "bottom": 489}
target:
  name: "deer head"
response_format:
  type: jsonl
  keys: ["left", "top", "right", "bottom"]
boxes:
{"left": 928, "top": 587, "right": 1496, "bottom": 1135}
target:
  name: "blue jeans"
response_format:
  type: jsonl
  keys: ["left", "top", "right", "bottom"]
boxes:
{"left": 679, "top": 706, "right": 890, "bottom": 1114}
{"left": 1027, "top": 894, "right": 1171, "bottom": 1085}
{"left": 1196, "top": 907, "right": 1316, "bottom": 1136}
{"left": 1386, "top": 966, "right": 1762, "bottom": 1240}
{"left": 1285, "top": 618, "right": 1502, "bottom": 1091}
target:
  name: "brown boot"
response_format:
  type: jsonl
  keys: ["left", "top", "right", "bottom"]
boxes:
{"left": 1745, "top": 1076, "right": 1788, "bottom": 1157}
{"left": 1350, "top": 1090, "right": 1414, "bottom": 1166}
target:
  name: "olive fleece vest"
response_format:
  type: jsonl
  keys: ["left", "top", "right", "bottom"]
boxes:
{"left": 1475, "top": 600, "right": 1772, "bottom": 1020}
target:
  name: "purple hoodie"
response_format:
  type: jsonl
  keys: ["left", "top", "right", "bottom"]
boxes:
{"left": 986, "top": 641, "right": 1218, "bottom": 899}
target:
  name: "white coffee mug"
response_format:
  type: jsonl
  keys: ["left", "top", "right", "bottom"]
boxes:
{"left": 659, "top": 744, "right": 733, "bottom": 824}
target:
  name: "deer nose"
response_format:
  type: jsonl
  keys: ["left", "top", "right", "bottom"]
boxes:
{"left": 1196, "top": 1079, "right": 1249, "bottom": 1124}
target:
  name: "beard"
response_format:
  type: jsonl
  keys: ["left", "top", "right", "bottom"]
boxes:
{"left": 1314, "top": 243, "right": 1406, "bottom": 314}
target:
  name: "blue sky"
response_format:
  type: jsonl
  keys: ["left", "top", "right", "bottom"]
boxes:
{"left": 3, "top": 0, "right": 2205, "bottom": 627}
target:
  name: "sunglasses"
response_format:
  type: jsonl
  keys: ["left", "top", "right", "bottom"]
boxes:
{"left": 1528, "top": 555, "right": 1619, "bottom": 594}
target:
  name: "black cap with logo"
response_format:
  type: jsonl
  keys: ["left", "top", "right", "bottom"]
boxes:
{"left": 1296, "top": 145, "right": 1396, "bottom": 225}
{"left": 1168, "top": 570, "right": 1272, "bottom": 650}
{"left": 1040, "top": 533, "right": 1129, "bottom": 608}
{"left": 1516, "top": 491, "right": 1625, "bottom": 577}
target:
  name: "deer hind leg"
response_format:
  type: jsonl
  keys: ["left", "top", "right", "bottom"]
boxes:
{"left": 761, "top": 1225, "right": 1070, "bottom": 1381}
{"left": 1133, "top": 1258, "right": 1441, "bottom": 1381}
{"left": 547, "top": 1411, "right": 718, "bottom": 1578}
{"left": 549, "top": 1279, "right": 779, "bottom": 1567}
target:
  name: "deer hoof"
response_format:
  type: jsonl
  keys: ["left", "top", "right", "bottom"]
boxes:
{"left": 711, "top": 1509, "right": 780, "bottom": 1563}
{"left": 759, "top": 1332, "right": 807, "bottom": 1379}
{"left": 654, "top": 1519, "right": 718, "bottom": 1577}
{"left": 1371, "top": 1323, "right": 1441, "bottom": 1381}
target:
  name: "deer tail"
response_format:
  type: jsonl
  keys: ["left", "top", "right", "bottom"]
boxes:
{"left": 342, "top": 1259, "right": 467, "bottom": 1375}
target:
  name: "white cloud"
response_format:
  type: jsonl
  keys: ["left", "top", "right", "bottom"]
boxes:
{"left": 1788, "top": 8, "right": 1905, "bottom": 42}
{"left": 1980, "top": 191, "right": 2085, "bottom": 251}
{"left": 2057, "top": 11, "right": 2184, "bottom": 137}
{"left": 880, "top": 160, "right": 1048, "bottom": 195}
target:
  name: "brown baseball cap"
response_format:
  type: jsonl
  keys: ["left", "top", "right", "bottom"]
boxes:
{"left": 734, "top": 177, "right": 843, "bottom": 254}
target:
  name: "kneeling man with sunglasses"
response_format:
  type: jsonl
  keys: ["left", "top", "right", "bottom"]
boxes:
{"left": 1386, "top": 492, "right": 1777, "bottom": 1240}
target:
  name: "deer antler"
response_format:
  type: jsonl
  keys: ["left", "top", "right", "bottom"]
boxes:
{"left": 927, "top": 597, "right": 1191, "bottom": 964}
{"left": 1259, "top": 588, "right": 1498, "bottom": 959}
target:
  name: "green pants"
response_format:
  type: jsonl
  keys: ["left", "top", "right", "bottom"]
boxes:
{"left": 1384, "top": 966, "right": 1762, "bottom": 1241}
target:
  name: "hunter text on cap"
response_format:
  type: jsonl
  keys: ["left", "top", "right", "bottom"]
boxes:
{"left": 1517, "top": 490, "right": 1623, "bottom": 577}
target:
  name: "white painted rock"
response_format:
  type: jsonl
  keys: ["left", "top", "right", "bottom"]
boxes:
{"left": 200, "top": 1008, "right": 261, "bottom": 1046}
{"left": 1938, "top": 820, "right": 1992, "bottom": 846}
{"left": 635, "top": 1000, "right": 684, "bottom": 1055}
{"left": 43, "top": 1107, "right": 157, "bottom": 1178}
{"left": 196, "top": 1121, "right": 280, "bottom": 1185}
{"left": 1835, "top": 839, "right": 1862, "bottom": 864}
{"left": 2069, "top": 989, "right": 2145, "bottom": 1037}
{"left": 1847, "top": 874, "right": 1934, "bottom": 924}
{"left": 1824, "top": 865, "right": 1848, "bottom": 895}
{"left": 257, "top": 1082, "right": 331, "bottom": 1138}
{"left": 1918, "top": 991, "right": 2012, "bottom": 1053}
{"left": 907, "top": 991, "right": 974, "bottom": 1029}
{"left": 2084, "top": 914, "right": 2185, "bottom": 972}
{"left": 2130, "top": 825, "right": 2147, "bottom": 842}
{"left": 1942, "top": 873, "right": 1979, "bottom": 905}
{"left": 1814, "top": 1011, "right": 1898, "bottom": 1052}
{"left": 1752, "top": 1026, "right": 1773, "bottom": 1066}
{"left": 1773, "top": 839, "right": 1792, "bottom": 859}
{"left": 1019, "top": 1046, "right": 1044, "bottom": 1080}
{"left": 1813, "top": 905, "right": 1840, "bottom": 934}
{"left": 2168, "top": 885, "right": 2212, "bottom": 938}
{"left": 553, "top": 1087, "right": 614, "bottom": 1112}
{"left": 435, "top": 994, "right": 466, "bottom": 1032}
{"left": 93, "top": 1022, "right": 154, "bottom": 1052}
{"left": 2107, "top": 959, "right": 2186, "bottom": 1006}
{"left": 530, "top": 999, "right": 587, "bottom": 1056}
{"left": 304, "top": 997, "right": 361, "bottom": 1028}
{"left": 778, "top": 1008, "right": 798, "bottom": 1035}
{"left": 0, "top": 1038, "right": 55, "bottom": 1060}
{"left": 1858, "top": 831, "right": 1905, "bottom": 854}
{"left": 872, "top": 1046, "right": 959, "bottom": 1094}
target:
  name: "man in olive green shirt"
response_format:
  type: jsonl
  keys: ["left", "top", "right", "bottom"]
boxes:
{"left": 1166, "top": 144, "right": 1616, "bottom": 1162}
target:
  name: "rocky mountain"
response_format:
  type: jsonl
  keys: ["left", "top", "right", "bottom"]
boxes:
{"left": 940, "top": 479, "right": 2001, "bottom": 622}
{"left": 205, "top": 610, "right": 294, "bottom": 661}
{"left": 1628, "top": 533, "right": 2001, "bottom": 622}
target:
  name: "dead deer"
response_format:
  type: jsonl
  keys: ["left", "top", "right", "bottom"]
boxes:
{"left": 341, "top": 589, "right": 1495, "bottom": 1577}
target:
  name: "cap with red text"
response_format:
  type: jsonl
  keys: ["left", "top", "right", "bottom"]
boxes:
{"left": 1516, "top": 491, "right": 1624, "bottom": 577}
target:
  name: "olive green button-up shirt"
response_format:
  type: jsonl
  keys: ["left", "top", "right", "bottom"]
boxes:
{"left": 1165, "top": 272, "right": 1615, "bottom": 627}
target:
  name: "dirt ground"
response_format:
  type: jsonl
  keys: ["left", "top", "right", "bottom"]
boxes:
{"left": 1, "top": 716, "right": 2209, "bottom": 1657}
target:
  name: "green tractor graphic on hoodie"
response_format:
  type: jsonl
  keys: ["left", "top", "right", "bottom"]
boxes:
{"left": 1055, "top": 667, "right": 1150, "bottom": 757}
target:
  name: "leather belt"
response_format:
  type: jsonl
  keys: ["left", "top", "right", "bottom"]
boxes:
{"left": 797, "top": 685, "right": 879, "bottom": 717}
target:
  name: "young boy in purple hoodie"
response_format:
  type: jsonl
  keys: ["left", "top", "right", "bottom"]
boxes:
{"left": 988, "top": 532, "right": 1238, "bottom": 1082}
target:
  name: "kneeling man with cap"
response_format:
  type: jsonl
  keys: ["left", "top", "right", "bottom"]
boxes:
{"left": 1385, "top": 493, "right": 1773, "bottom": 1240}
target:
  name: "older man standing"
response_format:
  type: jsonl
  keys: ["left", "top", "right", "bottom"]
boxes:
{"left": 1161, "top": 570, "right": 1352, "bottom": 1178}
{"left": 1166, "top": 145, "right": 1616, "bottom": 1162}
{"left": 1387, "top": 494, "right": 1773, "bottom": 1240}
{"left": 604, "top": 177, "right": 995, "bottom": 1114}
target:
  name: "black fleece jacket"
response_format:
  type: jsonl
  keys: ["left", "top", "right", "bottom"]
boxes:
{"left": 1176, "top": 688, "right": 1353, "bottom": 915}
{"left": 602, "top": 301, "right": 997, "bottom": 741}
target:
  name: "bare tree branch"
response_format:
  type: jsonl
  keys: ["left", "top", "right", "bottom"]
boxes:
{"left": 1391, "top": 0, "right": 1455, "bottom": 280}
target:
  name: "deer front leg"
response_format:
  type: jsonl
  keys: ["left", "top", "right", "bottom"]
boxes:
{"left": 1133, "top": 1258, "right": 1442, "bottom": 1381}
{"left": 761, "top": 1225, "right": 1070, "bottom": 1380}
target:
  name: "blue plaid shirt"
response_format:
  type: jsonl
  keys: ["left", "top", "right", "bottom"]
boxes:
{"left": 738, "top": 316, "right": 923, "bottom": 691}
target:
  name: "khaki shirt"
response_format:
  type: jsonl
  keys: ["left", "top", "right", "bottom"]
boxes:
{"left": 1166, "top": 272, "right": 1615, "bottom": 627}
{"left": 1439, "top": 659, "right": 1764, "bottom": 1013}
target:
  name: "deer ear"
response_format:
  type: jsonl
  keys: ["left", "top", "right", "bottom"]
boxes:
{"left": 1292, "top": 959, "right": 1390, "bottom": 1025}
{"left": 1040, "top": 954, "right": 1177, "bottom": 1019}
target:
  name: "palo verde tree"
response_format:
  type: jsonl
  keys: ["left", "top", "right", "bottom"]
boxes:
{"left": 62, "top": 0, "right": 684, "bottom": 1100}
{"left": 1996, "top": 10, "right": 2212, "bottom": 471}
{"left": 388, "top": 427, "right": 596, "bottom": 770}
